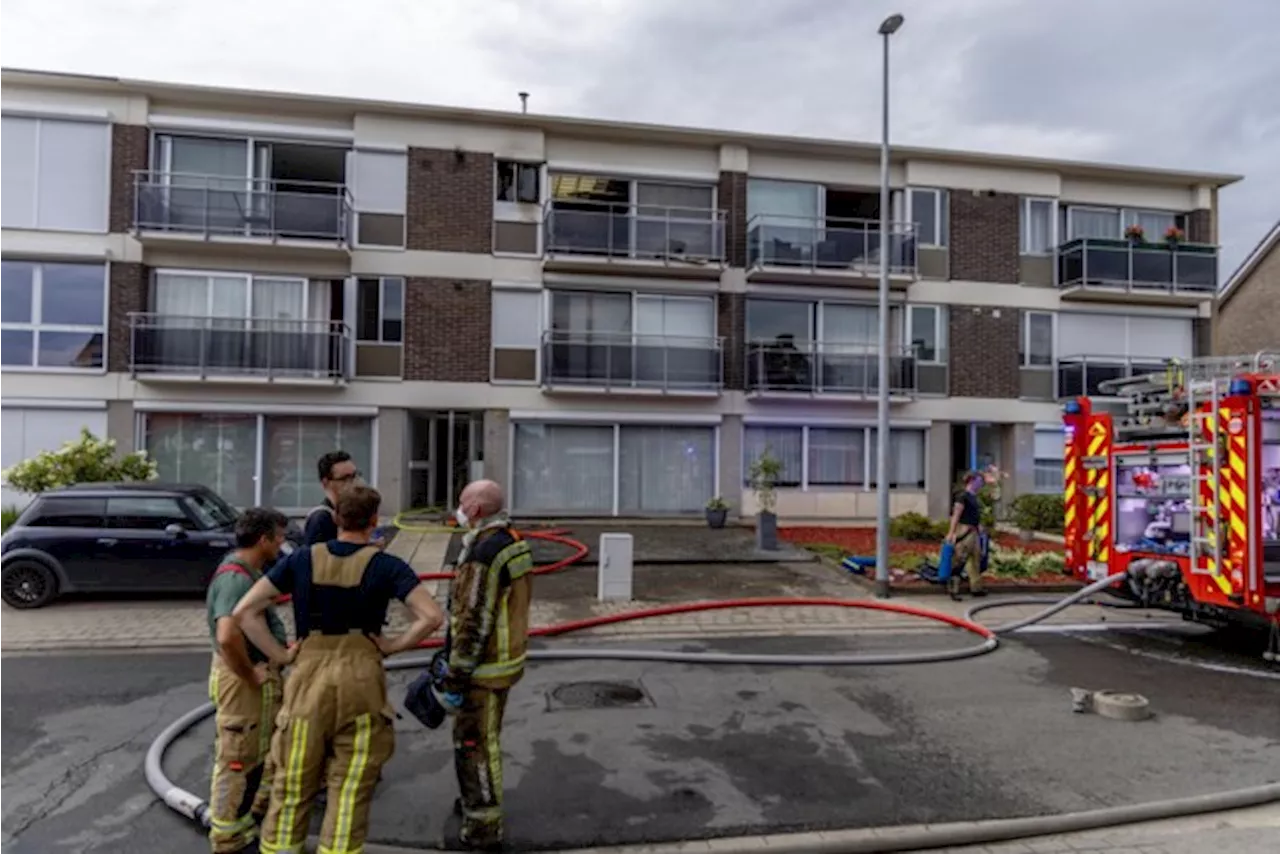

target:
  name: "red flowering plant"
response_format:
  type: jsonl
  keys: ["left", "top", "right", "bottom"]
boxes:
{"left": 1123, "top": 224, "right": 1145, "bottom": 243}
{"left": 1164, "top": 225, "right": 1185, "bottom": 245}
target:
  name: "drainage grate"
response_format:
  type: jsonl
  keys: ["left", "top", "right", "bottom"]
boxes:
{"left": 546, "top": 680, "right": 653, "bottom": 712}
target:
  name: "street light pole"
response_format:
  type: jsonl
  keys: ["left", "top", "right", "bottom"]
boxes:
{"left": 875, "top": 12, "right": 903, "bottom": 599}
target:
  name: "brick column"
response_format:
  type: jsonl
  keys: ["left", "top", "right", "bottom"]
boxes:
{"left": 403, "top": 277, "right": 491, "bottom": 381}
{"left": 109, "top": 124, "right": 149, "bottom": 234}
{"left": 717, "top": 292, "right": 745, "bottom": 390}
{"left": 949, "top": 191, "right": 1020, "bottom": 283}
{"left": 107, "top": 262, "right": 148, "bottom": 373}
{"left": 406, "top": 148, "right": 494, "bottom": 252}
{"left": 718, "top": 171, "right": 748, "bottom": 268}
{"left": 948, "top": 304, "right": 1020, "bottom": 398}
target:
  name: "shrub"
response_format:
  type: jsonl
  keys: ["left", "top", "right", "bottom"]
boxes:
{"left": 1, "top": 505, "right": 19, "bottom": 533}
{"left": 705, "top": 496, "right": 729, "bottom": 511}
{"left": 1026, "top": 550, "right": 1067, "bottom": 576}
{"left": 889, "top": 511, "right": 949, "bottom": 542}
{"left": 987, "top": 548, "right": 1033, "bottom": 578}
{"left": 1010, "top": 493, "right": 1065, "bottom": 533}
{"left": 1, "top": 429, "right": 158, "bottom": 494}
{"left": 748, "top": 448, "right": 783, "bottom": 515}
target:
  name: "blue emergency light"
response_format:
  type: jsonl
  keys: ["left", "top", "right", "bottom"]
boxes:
{"left": 1229, "top": 378, "right": 1253, "bottom": 396}
{"left": 1062, "top": 400, "right": 1082, "bottom": 415}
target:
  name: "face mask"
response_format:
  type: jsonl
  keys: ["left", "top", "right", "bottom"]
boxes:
{"left": 454, "top": 508, "right": 470, "bottom": 528}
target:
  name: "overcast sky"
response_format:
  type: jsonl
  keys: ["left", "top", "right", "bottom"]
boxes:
{"left": 4, "top": 0, "right": 1277, "bottom": 280}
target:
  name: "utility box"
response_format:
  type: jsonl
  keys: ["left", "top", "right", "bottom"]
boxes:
{"left": 598, "top": 533, "right": 634, "bottom": 602}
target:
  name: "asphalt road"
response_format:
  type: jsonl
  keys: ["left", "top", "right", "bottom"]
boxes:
{"left": 2, "top": 625, "right": 1278, "bottom": 853}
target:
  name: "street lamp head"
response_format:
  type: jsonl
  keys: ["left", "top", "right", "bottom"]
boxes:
{"left": 878, "top": 13, "right": 904, "bottom": 35}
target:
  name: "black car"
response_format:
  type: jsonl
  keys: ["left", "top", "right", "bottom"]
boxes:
{"left": 0, "top": 482, "right": 301, "bottom": 609}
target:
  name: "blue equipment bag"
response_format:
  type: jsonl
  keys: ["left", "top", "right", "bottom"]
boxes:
{"left": 937, "top": 541, "right": 955, "bottom": 581}
{"left": 978, "top": 531, "right": 991, "bottom": 573}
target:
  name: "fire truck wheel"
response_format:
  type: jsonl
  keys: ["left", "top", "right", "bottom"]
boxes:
{"left": 1092, "top": 690, "right": 1152, "bottom": 721}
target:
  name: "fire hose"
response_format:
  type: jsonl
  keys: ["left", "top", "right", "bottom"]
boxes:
{"left": 145, "top": 526, "right": 1280, "bottom": 851}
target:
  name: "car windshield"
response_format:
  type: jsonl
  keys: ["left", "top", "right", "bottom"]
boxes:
{"left": 184, "top": 491, "right": 239, "bottom": 529}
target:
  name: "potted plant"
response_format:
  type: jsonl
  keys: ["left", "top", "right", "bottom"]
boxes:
{"left": 1123, "top": 224, "right": 1145, "bottom": 244}
{"left": 749, "top": 448, "right": 783, "bottom": 550}
{"left": 704, "top": 496, "right": 729, "bottom": 529}
{"left": 1164, "top": 225, "right": 1185, "bottom": 247}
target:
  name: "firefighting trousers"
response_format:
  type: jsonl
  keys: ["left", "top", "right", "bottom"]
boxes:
{"left": 207, "top": 654, "right": 282, "bottom": 853}
{"left": 258, "top": 635, "right": 395, "bottom": 854}
{"left": 948, "top": 528, "right": 983, "bottom": 594}
{"left": 453, "top": 686, "right": 511, "bottom": 844}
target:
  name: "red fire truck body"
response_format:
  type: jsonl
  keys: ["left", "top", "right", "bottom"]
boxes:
{"left": 1061, "top": 353, "right": 1280, "bottom": 637}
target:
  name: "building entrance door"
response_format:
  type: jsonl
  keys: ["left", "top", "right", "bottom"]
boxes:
{"left": 408, "top": 411, "right": 484, "bottom": 511}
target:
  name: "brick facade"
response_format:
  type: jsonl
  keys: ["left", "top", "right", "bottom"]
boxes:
{"left": 948, "top": 304, "right": 1021, "bottom": 398}
{"left": 717, "top": 292, "right": 745, "bottom": 389}
{"left": 948, "top": 191, "right": 1020, "bottom": 283}
{"left": 109, "top": 124, "right": 149, "bottom": 234}
{"left": 406, "top": 147, "right": 493, "bottom": 252}
{"left": 107, "top": 262, "right": 148, "bottom": 373}
{"left": 403, "top": 277, "right": 492, "bottom": 381}
{"left": 1215, "top": 238, "right": 1279, "bottom": 355}
{"left": 718, "top": 171, "right": 748, "bottom": 267}
{"left": 1186, "top": 209, "right": 1213, "bottom": 244}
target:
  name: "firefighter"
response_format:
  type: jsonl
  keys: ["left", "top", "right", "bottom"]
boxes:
{"left": 945, "top": 470, "right": 988, "bottom": 601}
{"left": 436, "top": 479, "right": 534, "bottom": 851}
{"left": 233, "top": 485, "right": 445, "bottom": 854}
{"left": 205, "top": 507, "right": 291, "bottom": 854}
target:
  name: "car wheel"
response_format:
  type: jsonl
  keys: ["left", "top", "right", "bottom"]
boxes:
{"left": 1, "top": 560, "right": 59, "bottom": 609}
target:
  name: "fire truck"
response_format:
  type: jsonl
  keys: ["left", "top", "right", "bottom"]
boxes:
{"left": 1061, "top": 352, "right": 1280, "bottom": 656}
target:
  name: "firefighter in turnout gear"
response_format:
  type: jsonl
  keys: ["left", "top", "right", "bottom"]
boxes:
{"left": 233, "top": 486, "right": 445, "bottom": 854}
{"left": 945, "top": 471, "right": 988, "bottom": 601}
{"left": 438, "top": 479, "right": 534, "bottom": 851}
{"left": 204, "top": 508, "right": 291, "bottom": 854}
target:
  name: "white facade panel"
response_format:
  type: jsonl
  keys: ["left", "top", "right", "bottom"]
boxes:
{"left": 546, "top": 137, "right": 719, "bottom": 181}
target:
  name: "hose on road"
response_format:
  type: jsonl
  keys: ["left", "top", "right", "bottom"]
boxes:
{"left": 145, "top": 528, "right": 1277, "bottom": 851}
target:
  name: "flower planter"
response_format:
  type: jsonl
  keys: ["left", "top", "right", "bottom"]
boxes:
{"left": 756, "top": 511, "right": 779, "bottom": 550}
{"left": 705, "top": 507, "right": 728, "bottom": 529}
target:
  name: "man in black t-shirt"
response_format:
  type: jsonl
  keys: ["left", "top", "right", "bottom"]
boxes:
{"left": 945, "top": 470, "right": 987, "bottom": 601}
{"left": 303, "top": 450, "right": 358, "bottom": 546}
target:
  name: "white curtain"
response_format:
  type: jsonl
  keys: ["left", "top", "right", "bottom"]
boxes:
{"left": 743, "top": 425, "right": 803, "bottom": 487}
{"left": 1127, "top": 317, "right": 1192, "bottom": 360}
{"left": 635, "top": 295, "right": 713, "bottom": 342}
{"left": 807, "top": 427, "right": 864, "bottom": 486}
{"left": 155, "top": 274, "right": 208, "bottom": 321}
{"left": 822, "top": 304, "right": 878, "bottom": 346}
{"left": 1034, "top": 429, "right": 1064, "bottom": 460}
{"left": 617, "top": 425, "right": 715, "bottom": 513}
{"left": 1023, "top": 199, "right": 1054, "bottom": 253}
{"left": 747, "top": 179, "right": 820, "bottom": 223}
{"left": 512, "top": 423, "right": 614, "bottom": 513}
{"left": 1128, "top": 210, "right": 1177, "bottom": 241}
{"left": 1069, "top": 208, "right": 1121, "bottom": 240}
{"left": 1058, "top": 313, "right": 1126, "bottom": 358}
{"left": 869, "top": 428, "right": 925, "bottom": 488}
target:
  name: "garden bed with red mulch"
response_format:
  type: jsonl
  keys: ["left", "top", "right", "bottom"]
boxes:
{"left": 780, "top": 526, "right": 1081, "bottom": 592}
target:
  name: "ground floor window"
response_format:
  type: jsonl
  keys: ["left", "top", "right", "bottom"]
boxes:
{"left": 512, "top": 422, "right": 716, "bottom": 515}
{"left": 142, "top": 412, "right": 374, "bottom": 510}
{"left": 1033, "top": 427, "right": 1065, "bottom": 493}
{"left": 743, "top": 424, "right": 926, "bottom": 490}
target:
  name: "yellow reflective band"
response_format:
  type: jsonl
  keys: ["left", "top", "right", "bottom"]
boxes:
{"left": 331, "top": 713, "right": 373, "bottom": 852}
{"left": 487, "top": 691, "right": 503, "bottom": 796}
{"left": 1214, "top": 574, "right": 1233, "bottom": 594}
{"left": 274, "top": 718, "right": 309, "bottom": 850}
{"left": 474, "top": 655, "right": 526, "bottom": 680}
{"left": 497, "top": 595, "right": 510, "bottom": 663}
{"left": 259, "top": 841, "right": 304, "bottom": 854}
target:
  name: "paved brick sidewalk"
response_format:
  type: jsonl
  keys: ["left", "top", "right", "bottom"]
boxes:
{"left": 0, "top": 531, "right": 1178, "bottom": 652}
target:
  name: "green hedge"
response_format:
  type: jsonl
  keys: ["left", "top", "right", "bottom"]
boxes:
{"left": 889, "top": 511, "right": 950, "bottom": 541}
{"left": 1010, "top": 494, "right": 1065, "bottom": 533}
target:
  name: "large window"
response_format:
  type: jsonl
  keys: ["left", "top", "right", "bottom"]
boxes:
{"left": 1064, "top": 206, "right": 1179, "bottom": 242}
{"left": 743, "top": 425, "right": 926, "bottom": 490}
{"left": 142, "top": 413, "right": 374, "bottom": 509}
{"left": 1033, "top": 428, "right": 1065, "bottom": 493}
{"left": 356, "top": 277, "right": 404, "bottom": 343}
{"left": 351, "top": 149, "right": 407, "bottom": 247}
{"left": 512, "top": 422, "right": 716, "bottom": 515}
{"left": 1021, "top": 311, "right": 1055, "bottom": 367}
{"left": 908, "top": 188, "right": 949, "bottom": 247}
{"left": 1056, "top": 312, "right": 1192, "bottom": 396}
{"left": 547, "top": 174, "right": 718, "bottom": 259}
{"left": 908, "top": 305, "right": 946, "bottom": 363}
{"left": 1, "top": 261, "right": 106, "bottom": 370}
{"left": 1, "top": 115, "right": 110, "bottom": 232}
{"left": 1021, "top": 198, "right": 1057, "bottom": 254}
{"left": 495, "top": 160, "right": 541, "bottom": 204}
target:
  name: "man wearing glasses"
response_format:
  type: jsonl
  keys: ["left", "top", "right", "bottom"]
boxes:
{"left": 305, "top": 450, "right": 371, "bottom": 547}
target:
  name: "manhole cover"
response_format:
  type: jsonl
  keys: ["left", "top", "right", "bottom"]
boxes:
{"left": 547, "top": 680, "right": 653, "bottom": 712}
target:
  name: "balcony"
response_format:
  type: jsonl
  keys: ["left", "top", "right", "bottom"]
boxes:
{"left": 540, "top": 330, "right": 723, "bottom": 396}
{"left": 1056, "top": 238, "right": 1217, "bottom": 305}
{"left": 746, "top": 215, "right": 918, "bottom": 287}
{"left": 128, "top": 313, "right": 349, "bottom": 385}
{"left": 746, "top": 341, "right": 918, "bottom": 400}
{"left": 1056, "top": 355, "right": 1169, "bottom": 399}
{"left": 543, "top": 201, "right": 726, "bottom": 279}
{"left": 133, "top": 171, "right": 353, "bottom": 258}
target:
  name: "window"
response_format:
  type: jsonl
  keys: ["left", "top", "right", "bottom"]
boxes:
{"left": 1033, "top": 429, "right": 1065, "bottom": 493}
{"left": 183, "top": 492, "right": 238, "bottom": 529}
{"left": 1, "top": 115, "right": 110, "bottom": 232}
{"left": 747, "top": 179, "right": 821, "bottom": 225}
{"left": 618, "top": 425, "right": 716, "bottom": 513}
{"left": 1, "top": 261, "right": 106, "bottom": 370}
{"left": 1021, "top": 198, "right": 1056, "bottom": 254}
{"left": 908, "top": 305, "right": 946, "bottom": 363}
{"left": 1064, "top": 206, "right": 1179, "bottom": 242}
{"left": 351, "top": 150, "right": 407, "bottom": 247}
{"left": 511, "top": 423, "right": 616, "bottom": 514}
{"left": 106, "top": 496, "right": 194, "bottom": 531}
{"left": 356, "top": 277, "right": 404, "bottom": 343}
{"left": 491, "top": 288, "right": 542, "bottom": 383}
{"left": 1021, "top": 311, "right": 1055, "bottom": 367}
{"left": 744, "top": 425, "right": 926, "bottom": 489}
{"left": 909, "top": 188, "right": 948, "bottom": 247}
{"left": 24, "top": 496, "right": 105, "bottom": 528}
{"left": 142, "top": 413, "right": 374, "bottom": 509}
{"left": 495, "top": 160, "right": 541, "bottom": 204}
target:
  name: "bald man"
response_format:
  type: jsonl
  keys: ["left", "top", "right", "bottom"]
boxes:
{"left": 439, "top": 480, "right": 533, "bottom": 851}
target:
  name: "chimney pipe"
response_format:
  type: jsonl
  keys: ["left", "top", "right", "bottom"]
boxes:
{"left": 518, "top": 92, "right": 529, "bottom": 114}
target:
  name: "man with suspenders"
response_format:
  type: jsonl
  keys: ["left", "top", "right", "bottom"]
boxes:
{"left": 204, "top": 508, "right": 292, "bottom": 854}
{"left": 303, "top": 451, "right": 359, "bottom": 548}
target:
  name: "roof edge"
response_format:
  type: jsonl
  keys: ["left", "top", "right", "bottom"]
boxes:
{"left": 0, "top": 66, "right": 1245, "bottom": 188}
{"left": 1218, "top": 219, "right": 1280, "bottom": 307}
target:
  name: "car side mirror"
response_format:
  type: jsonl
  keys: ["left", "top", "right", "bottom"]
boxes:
{"left": 164, "top": 523, "right": 188, "bottom": 539}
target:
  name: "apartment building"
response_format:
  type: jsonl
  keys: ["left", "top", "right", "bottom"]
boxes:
{"left": 0, "top": 68, "right": 1234, "bottom": 518}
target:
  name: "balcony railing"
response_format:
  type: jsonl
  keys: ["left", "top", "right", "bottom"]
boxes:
{"left": 1056, "top": 238, "right": 1217, "bottom": 294}
{"left": 543, "top": 200, "right": 726, "bottom": 263}
{"left": 1057, "top": 355, "right": 1168, "bottom": 398}
{"left": 133, "top": 171, "right": 354, "bottom": 243}
{"left": 746, "top": 214, "right": 918, "bottom": 275}
{"left": 129, "top": 313, "right": 349, "bottom": 381}
{"left": 541, "top": 330, "right": 723, "bottom": 392}
{"left": 746, "top": 341, "right": 917, "bottom": 396}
